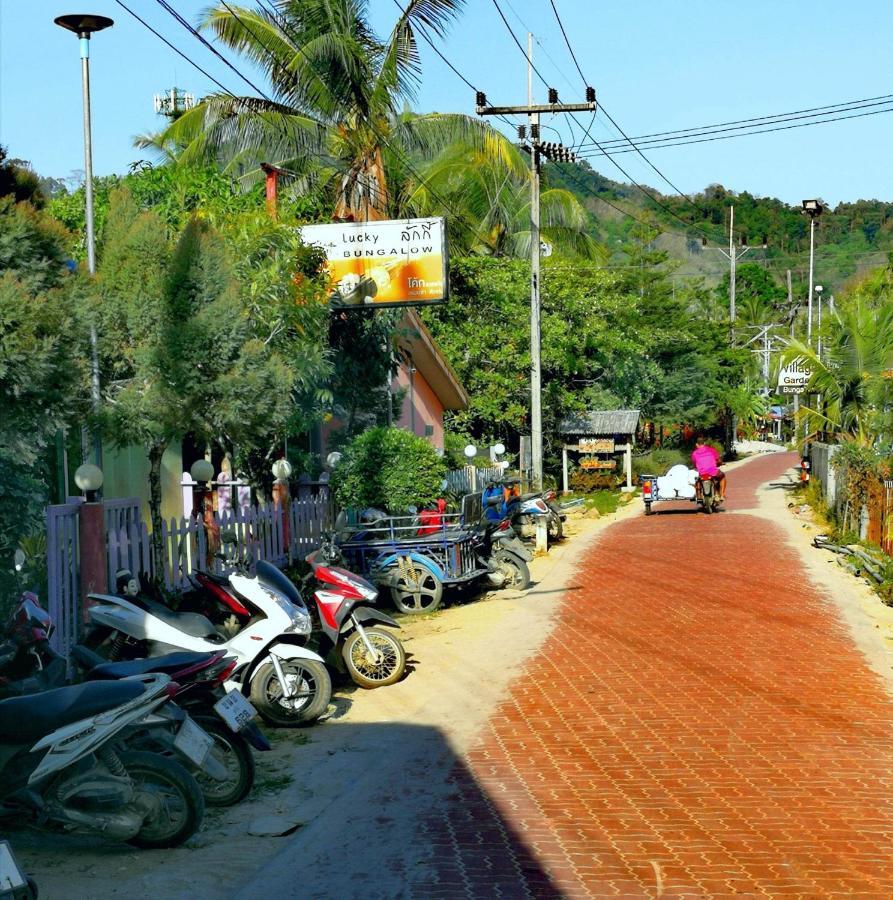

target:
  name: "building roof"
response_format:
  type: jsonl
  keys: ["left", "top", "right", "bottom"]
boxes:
{"left": 398, "top": 309, "right": 469, "bottom": 411}
{"left": 558, "top": 409, "right": 640, "bottom": 436}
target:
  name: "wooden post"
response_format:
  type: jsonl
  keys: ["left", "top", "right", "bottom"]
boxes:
{"left": 562, "top": 446, "right": 569, "bottom": 494}
{"left": 261, "top": 163, "right": 280, "bottom": 219}
{"left": 620, "top": 442, "right": 634, "bottom": 492}
{"left": 79, "top": 501, "right": 107, "bottom": 619}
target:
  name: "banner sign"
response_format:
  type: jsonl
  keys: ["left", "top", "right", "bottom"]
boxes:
{"left": 580, "top": 457, "right": 617, "bottom": 470}
{"left": 777, "top": 361, "right": 811, "bottom": 395}
{"left": 299, "top": 218, "right": 448, "bottom": 308}
{"left": 578, "top": 437, "right": 615, "bottom": 454}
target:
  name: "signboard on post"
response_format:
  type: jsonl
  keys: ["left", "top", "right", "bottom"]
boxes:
{"left": 299, "top": 218, "right": 448, "bottom": 308}
{"left": 777, "top": 361, "right": 811, "bottom": 395}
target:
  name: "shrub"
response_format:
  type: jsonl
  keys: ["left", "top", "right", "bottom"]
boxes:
{"left": 330, "top": 427, "right": 447, "bottom": 513}
{"left": 631, "top": 448, "right": 689, "bottom": 480}
{"left": 570, "top": 470, "right": 620, "bottom": 492}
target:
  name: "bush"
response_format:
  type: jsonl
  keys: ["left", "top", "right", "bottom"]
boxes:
{"left": 330, "top": 427, "right": 447, "bottom": 513}
{"left": 569, "top": 470, "right": 620, "bottom": 492}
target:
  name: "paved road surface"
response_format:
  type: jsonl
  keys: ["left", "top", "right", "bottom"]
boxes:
{"left": 242, "top": 453, "right": 893, "bottom": 898}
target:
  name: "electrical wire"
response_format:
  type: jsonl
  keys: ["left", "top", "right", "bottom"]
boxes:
{"left": 153, "top": 0, "right": 272, "bottom": 101}
{"left": 575, "top": 102, "right": 893, "bottom": 157}
{"left": 113, "top": 0, "right": 236, "bottom": 97}
{"left": 576, "top": 92, "right": 893, "bottom": 150}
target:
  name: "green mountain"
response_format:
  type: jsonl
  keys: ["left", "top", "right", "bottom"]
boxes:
{"left": 548, "top": 161, "right": 893, "bottom": 297}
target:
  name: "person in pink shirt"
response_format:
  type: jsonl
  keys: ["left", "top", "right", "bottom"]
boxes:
{"left": 691, "top": 435, "right": 726, "bottom": 503}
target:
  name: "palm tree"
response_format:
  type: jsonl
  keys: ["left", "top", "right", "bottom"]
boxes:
{"left": 140, "top": 1, "right": 596, "bottom": 257}
{"left": 782, "top": 298, "right": 893, "bottom": 446}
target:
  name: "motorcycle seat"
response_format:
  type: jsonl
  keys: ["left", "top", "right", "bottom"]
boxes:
{"left": 140, "top": 598, "right": 220, "bottom": 639}
{"left": 196, "top": 570, "right": 231, "bottom": 587}
{"left": 0, "top": 680, "right": 146, "bottom": 744}
{"left": 86, "top": 651, "right": 218, "bottom": 681}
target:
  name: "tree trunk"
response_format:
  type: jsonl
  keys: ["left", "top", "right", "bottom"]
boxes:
{"left": 147, "top": 440, "right": 168, "bottom": 584}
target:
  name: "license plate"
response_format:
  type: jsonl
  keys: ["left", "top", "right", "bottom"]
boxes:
{"left": 214, "top": 690, "right": 257, "bottom": 733}
{"left": 173, "top": 717, "right": 214, "bottom": 767}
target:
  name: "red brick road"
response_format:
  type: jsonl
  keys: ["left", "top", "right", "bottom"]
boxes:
{"left": 418, "top": 453, "right": 893, "bottom": 898}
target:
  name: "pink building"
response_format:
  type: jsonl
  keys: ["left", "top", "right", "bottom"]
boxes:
{"left": 392, "top": 310, "right": 467, "bottom": 450}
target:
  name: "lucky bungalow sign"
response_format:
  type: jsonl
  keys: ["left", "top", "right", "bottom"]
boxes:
{"left": 299, "top": 217, "right": 448, "bottom": 308}
{"left": 777, "top": 361, "right": 811, "bottom": 394}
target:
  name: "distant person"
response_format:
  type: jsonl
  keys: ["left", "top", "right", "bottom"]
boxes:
{"left": 691, "top": 435, "right": 726, "bottom": 503}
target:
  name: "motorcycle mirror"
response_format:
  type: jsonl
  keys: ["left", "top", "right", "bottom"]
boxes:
{"left": 13, "top": 549, "right": 25, "bottom": 572}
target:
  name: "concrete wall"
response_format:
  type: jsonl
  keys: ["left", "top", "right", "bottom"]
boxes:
{"left": 810, "top": 442, "right": 840, "bottom": 509}
{"left": 102, "top": 441, "right": 184, "bottom": 524}
{"left": 393, "top": 366, "right": 445, "bottom": 450}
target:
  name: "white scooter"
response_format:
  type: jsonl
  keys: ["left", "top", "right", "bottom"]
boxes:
{"left": 87, "top": 560, "right": 332, "bottom": 728}
{"left": 0, "top": 673, "right": 204, "bottom": 848}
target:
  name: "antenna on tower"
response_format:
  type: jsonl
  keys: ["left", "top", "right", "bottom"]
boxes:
{"left": 152, "top": 87, "right": 196, "bottom": 120}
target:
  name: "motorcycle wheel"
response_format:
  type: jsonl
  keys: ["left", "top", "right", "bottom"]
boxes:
{"left": 341, "top": 628, "right": 406, "bottom": 689}
{"left": 250, "top": 659, "right": 332, "bottom": 727}
{"left": 702, "top": 491, "right": 714, "bottom": 514}
{"left": 192, "top": 716, "right": 254, "bottom": 807}
{"left": 493, "top": 549, "right": 531, "bottom": 590}
{"left": 546, "top": 503, "right": 565, "bottom": 540}
{"left": 122, "top": 750, "right": 205, "bottom": 849}
{"left": 388, "top": 563, "right": 443, "bottom": 614}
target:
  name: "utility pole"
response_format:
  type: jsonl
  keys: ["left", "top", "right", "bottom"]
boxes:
{"left": 714, "top": 204, "right": 750, "bottom": 339}
{"left": 475, "top": 41, "right": 595, "bottom": 490}
{"left": 802, "top": 199, "right": 824, "bottom": 345}
{"left": 787, "top": 268, "right": 799, "bottom": 441}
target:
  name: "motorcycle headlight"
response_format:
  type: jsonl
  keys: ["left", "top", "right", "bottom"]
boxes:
{"left": 285, "top": 607, "right": 311, "bottom": 635}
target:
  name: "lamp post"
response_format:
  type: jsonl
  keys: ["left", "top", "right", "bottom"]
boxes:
{"left": 801, "top": 199, "right": 824, "bottom": 345}
{"left": 74, "top": 463, "right": 107, "bottom": 610}
{"left": 54, "top": 14, "right": 113, "bottom": 471}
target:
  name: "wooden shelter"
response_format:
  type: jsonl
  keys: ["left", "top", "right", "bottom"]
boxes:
{"left": 558, "top": 410, "right": 641, "bottom": 493}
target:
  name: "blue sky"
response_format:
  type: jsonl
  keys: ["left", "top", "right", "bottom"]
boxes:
{"left": 0, "top": 1, "right": 890, "bottom": 205}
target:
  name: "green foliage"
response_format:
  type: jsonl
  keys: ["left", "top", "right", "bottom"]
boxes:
{"left": 330, "top": 427, "right": 447, "bottom": 513}
{"left": 0, "top": 198, "right": 70, "bottom": 293}
{"left": 424, "top": 255, "right": 743, "bottom": 473}
{"left": 0, "top": 196, "right": 86, "bottom": 595}
{"left": 0, "top": 147, "right": 43, "bottom": 206}
{"left": 569, "top": 470, "right": 620, "bottom": 492}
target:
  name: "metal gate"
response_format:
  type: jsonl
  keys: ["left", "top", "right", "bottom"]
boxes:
{"left": 45, "top": 501, "right": 81, "bottom": 656}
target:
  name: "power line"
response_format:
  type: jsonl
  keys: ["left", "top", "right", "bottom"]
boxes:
{"left": 547, "top": 0, "right": 586, "bottom": 85}
{"left": 153, "top": 0, "right": 272, "bottom": 101}
{"left": 577, "top": 92, "right": 893, "bottom": 150}
{"left": 113, "top": 0, "right": 236, "bottom": 97}
{"left": 575, "top": 101, "right": 893, "bottom": 156}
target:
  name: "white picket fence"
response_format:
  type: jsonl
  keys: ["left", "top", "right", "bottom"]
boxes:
{"left": 47, "top": 487, "right": 332, "bottom": 654}
{"left": 444, "top": 465, "right": 504, "bottom": 495}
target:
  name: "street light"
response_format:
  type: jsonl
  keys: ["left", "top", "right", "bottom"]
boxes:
{"left": 55, "top": 13, "right": 113, "bottom": 472}
{"left": 801, "top": 199, "right": 824, "bottom": 345}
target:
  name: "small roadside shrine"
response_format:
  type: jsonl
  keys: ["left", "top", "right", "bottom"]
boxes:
{"left": 558, "top": 410, "right": 641, "bottom": 494}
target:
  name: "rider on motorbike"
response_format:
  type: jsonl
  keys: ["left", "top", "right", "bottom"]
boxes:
{"left": 691, "top": 435, "right": 726, "bottom": 504}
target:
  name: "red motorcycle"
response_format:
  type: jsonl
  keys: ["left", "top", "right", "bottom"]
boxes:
{"left": 304, "top": 535, "right": 406, "bottom": 689}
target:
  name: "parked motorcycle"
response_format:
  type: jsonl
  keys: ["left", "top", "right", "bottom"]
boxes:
{"left": 0, "top": 673, "right": 204, "bottom": 848}
{"left": 0, "top": 589, "right": 260, "bottom": 807}
{"left": 471, "top": 515, "right": 532, "bottom": 590}
{"left": 71, "top": 645, "right": 267, "bottom": 807}
{"left": 483, "top": 479, "right": 555, "bottom": 545}
{"left": 86, "top": 561, "right": 332, "bottom": 728}
{"left": 305, "top": 534, "right": 406, "bottom": 688}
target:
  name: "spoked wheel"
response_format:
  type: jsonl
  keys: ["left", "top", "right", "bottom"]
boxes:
{"left": 342, "top": 628, "right": 406, "bottom": 688}
{"left": 192, "top": 717, "right": 254, "bottom": 807}
{"left": 122, "top": 750, "right": 205, "bottom": 849}
{"left": 493, "top": 549, "right": 531, "bottom": 590}
{"left": 702, "top": 490, "right": 714, "bottom": 514}
{"left": 388, "top": 562, "right": 443, "bottom": 614}
{"left": 250, "top": 659, "right": 332, "bottom": 727}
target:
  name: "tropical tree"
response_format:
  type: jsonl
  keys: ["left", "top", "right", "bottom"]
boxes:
{"left": 782, "top": 298, "right": 893, "bottom": 446}
{"left": 142, "top": 0, "right": 593, "bottom": 257}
